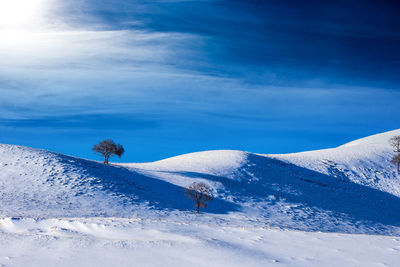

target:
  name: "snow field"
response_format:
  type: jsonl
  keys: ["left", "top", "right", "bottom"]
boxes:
{"left": 1, "top": 129, "right": 400, "bottom": 265}
{"left": 0, "top": 217, "right": 399, "bottom": 267}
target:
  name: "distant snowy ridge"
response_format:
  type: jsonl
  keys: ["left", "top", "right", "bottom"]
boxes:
{"left": 1, "top": 129, "right": 400, "bottom": 234}
{"left": 340, "top": 129, "right": 400, "bottom": 148}
{"left": 271, "top": 129, "right": 400, "bottom": 197}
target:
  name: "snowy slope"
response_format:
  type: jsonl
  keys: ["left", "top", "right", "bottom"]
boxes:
{"left": 1, "top": 130, "right": 400, "bottom": 235}
{"left": 0, "top": 144, "right": 140, "bottom": 217}
{"left": 271, "top": 129, "right": 400, "bottom": 196}
{"left": 121, "top": 129, "right": 400, "bottom": 234}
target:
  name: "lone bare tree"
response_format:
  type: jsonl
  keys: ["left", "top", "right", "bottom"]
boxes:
{"left": 93, "top": 139, "right": 125, "bottom": 164}
{"left": 389, "top": 135, "right": 400, "bottom": 173}
{"left": 184, "top": 182, "right": 212, "bottom": 213}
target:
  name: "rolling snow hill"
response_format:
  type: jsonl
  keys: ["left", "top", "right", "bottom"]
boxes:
{"left": 1, "top": 129, "right": 400, "bottom": 235}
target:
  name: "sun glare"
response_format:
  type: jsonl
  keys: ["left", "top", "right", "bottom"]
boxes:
{"left": 0, "top": 0, "right": 46, "bottom": 28}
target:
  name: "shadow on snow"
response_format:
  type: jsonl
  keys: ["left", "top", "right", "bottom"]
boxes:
{"left": 141, "top": 154, "right": 400, "bottom": 228}
{"left": 56, "top": 154, "right": 238, "bottom": 215}
{"left": 56, "top": 153, "right": 400, "bottom": 229}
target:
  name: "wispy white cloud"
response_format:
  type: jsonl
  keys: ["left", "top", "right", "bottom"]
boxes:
{"left": 0, "top": 1, "right": 216, "bottom": 119}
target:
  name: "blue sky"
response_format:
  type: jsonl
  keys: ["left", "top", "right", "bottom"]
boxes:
{"left": 0, "top": 0, "right": 399, "bottom": 162}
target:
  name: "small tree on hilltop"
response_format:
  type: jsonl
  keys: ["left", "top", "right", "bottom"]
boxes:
{"left": 184, "top": 182, "right": 212, "bottom": 213}
{"left": 93, "top": 139, "right": 125, "bottom": 164}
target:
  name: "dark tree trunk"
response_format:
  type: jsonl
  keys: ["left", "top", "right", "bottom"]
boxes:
{"left": 196, "top": 201, "right": 200, "bottom": 213}
{"left": 104, "top": 154, "right": 110, "bottom": 164}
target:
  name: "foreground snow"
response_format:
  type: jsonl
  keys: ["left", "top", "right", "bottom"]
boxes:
{"left": 0, "top": 216, "right": 399, "bottom": 267}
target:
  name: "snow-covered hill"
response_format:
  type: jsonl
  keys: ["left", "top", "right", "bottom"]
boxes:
{"left": 1, "top": 129, "right": 400, "bottom": 235}
{"left": 272, "top": 129, "right": 400, "bottom": 196}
